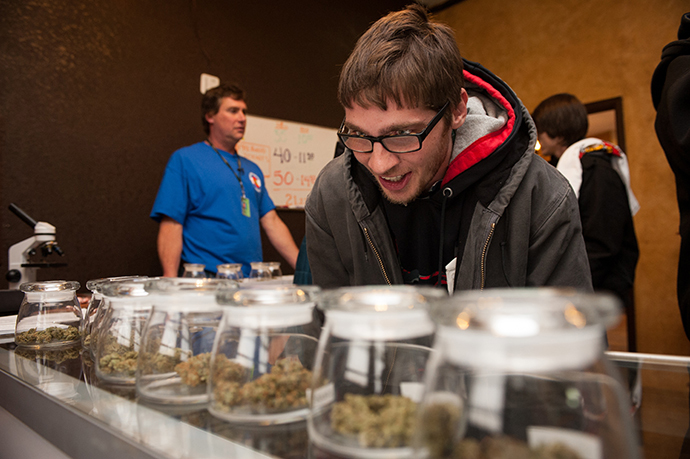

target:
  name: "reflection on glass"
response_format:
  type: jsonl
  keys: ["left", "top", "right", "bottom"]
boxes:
{"left": 13, "top": 345, "right": 82, "bottom": 402}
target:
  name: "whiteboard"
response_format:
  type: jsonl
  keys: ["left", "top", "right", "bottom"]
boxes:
{"left": 237, "top": 114, "right": 338, "bottom": 208}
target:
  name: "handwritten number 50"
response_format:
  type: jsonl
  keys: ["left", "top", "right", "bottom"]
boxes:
{"left": 273, "top": 170, "right": 294, "bottom": 186}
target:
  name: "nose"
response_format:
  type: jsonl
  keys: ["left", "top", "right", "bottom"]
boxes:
{"left": 366, "top": 142, "right": 400, "bottom": 175}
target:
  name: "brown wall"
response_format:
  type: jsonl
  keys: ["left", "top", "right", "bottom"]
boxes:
{"left": 437, "top": 0, "right": 690, "bottom": 356}
{"left": 0, "top": 1, "right": 406, "bottom": 286}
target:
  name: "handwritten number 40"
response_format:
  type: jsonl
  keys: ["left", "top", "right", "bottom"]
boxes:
{"left": 273, "top": 147, "right": 291, "bottom": 163}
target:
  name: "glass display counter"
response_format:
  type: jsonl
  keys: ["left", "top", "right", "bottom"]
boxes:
{"left": 0, "top": 340, "right": 688, "bottom": 459}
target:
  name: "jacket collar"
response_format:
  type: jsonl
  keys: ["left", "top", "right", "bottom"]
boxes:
{"left": 443, "top": 63, "right": 517, "bottom": 185}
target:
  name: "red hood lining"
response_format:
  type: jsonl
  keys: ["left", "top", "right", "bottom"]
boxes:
{"left": 442, "top": 70, "right": 516, "bottom": 185}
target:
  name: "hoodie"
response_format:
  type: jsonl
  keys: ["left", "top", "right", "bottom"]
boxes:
{"left": 651, "top": 12, "right": 690, "bottom": 340}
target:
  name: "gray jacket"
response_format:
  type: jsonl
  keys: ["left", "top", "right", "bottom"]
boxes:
{"left": 305, "top": 61, "right": 592, "bottom": 292}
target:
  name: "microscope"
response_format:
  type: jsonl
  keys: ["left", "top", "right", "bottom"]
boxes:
{"left": 5, "top": 203, "right": 66, "bottom": 290}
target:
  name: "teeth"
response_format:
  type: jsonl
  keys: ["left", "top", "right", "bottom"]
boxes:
{"left": 383, "top": 174, "right": 404, "bottom": 182}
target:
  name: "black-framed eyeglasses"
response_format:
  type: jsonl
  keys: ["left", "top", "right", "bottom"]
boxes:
{"left": 338, "top": 100, "right": 450, "bottom": 154}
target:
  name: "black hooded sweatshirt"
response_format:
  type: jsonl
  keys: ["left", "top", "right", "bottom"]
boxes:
{"left": 651, "top": 12, "right": 690, "bottom": 341}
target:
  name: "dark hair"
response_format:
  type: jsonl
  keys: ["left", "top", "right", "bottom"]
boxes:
{"left": 201, "top": 84, "right": 245, "bottom": 135}
{"left": 338, "top": 4, "right": 464, "bottom": 122}
{"left": 532, "top": 93, "right": 589, "bottom": 146}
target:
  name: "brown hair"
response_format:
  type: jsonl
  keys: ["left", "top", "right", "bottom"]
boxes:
{"left": 201, "top": 84, "right": 245, "bottom": 135}
{"left": 338, "top": 4, "right": 464, "bottom": 121}
{"left": 532, "top": 93, "right": 589, "bottom": 147}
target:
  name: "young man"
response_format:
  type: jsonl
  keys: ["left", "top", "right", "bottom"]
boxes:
{"left": 305, "top": 5, "right": 592, "bottom": 292}
{"left": 532, "top": 94, "right": 589, "bottom": 167}
{"left": 532, "top": 93, "right": 639, "bottom": 314}
{"left": 151, "top": 84, "right": 298, "bottom": 277}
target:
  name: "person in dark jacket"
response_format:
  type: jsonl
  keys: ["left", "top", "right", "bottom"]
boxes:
{"left": 305, "top": 5, "right": 592, "bottom": 293}
{"left": 652, "top": 12, "right": 690, "bottom": 342}
{"left": 532, "top": 94, "right": 640, "bottom": 329}
{"left": 652, "top": 16, "right": 690, "bottom": 457}
{"left": 652, "top": 15, "right": 690, "bottom": 458}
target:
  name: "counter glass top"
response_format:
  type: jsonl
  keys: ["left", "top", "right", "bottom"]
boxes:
{"left": 0, "top": 341, "right": 689, "bottom": 459}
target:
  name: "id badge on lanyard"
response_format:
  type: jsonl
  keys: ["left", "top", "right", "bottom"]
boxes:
{"left": 207, "top": 140, "right": 251, "bottom": 219}
{"left": 241, "top": 195, "right": 251, "bottom": 218}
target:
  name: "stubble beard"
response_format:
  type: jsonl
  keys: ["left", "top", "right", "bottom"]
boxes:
{"left": 377, "top": 139, "right": 451, "bottom": 206}
{"left": 378, "top": 180, "right": 420, "bottom": 206}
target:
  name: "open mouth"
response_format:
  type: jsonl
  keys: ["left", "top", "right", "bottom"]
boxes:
{"left": 378, "top": 172, "right": 411, "bottom": 191}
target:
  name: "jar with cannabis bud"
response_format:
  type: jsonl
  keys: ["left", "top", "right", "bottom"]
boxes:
{"left": 136, "top": 277, "right": 238, "bottom": 406}
{"left": 415, "top": 289, "right": 639, "bottom": 459}
{"left": 208, "top": 284, "right": 321, "bottom": 424}
{"left": 308, "top": 285, "right": 444, "bottom": 459}
{"left": 15, "top": 280, "right": 82, "bottom": 349}
{"left": 94, "top": 279, "right": 153, "bottom": 385}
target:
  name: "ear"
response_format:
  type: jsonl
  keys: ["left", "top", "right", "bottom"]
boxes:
{"left": 450, "top": 89, "right": 469, "bottom": 129}
{"left": 205, "top": 112, "right": 215, "bottom": 125}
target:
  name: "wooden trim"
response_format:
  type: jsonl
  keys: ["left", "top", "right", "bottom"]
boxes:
{"left": 584, "top": 96, "right": 626, "bottom": 153}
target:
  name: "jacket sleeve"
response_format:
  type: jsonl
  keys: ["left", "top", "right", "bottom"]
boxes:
{"left": 304, "top": 169, "right": 353, "bottom": 289}
{"left": 523, "top": 164, "right": 593, "bottom": 291}
{"left": 305, "top": 209, "right": 352, "bottom": 289}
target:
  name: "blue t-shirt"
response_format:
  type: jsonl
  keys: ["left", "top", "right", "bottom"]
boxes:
{"left": 150, "top": 142, "right": 275, "bottom": 276}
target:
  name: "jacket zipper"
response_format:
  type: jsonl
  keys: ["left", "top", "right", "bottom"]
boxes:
{"left": 480, "top": 222, "right": 496, "bottom": 290}
{"left": 363, "top": 227, "right": 391, "bottom": 285}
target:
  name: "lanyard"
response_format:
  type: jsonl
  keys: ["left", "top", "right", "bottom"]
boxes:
{"left": 207, "top": 140, "right": 246, "bottom": 199}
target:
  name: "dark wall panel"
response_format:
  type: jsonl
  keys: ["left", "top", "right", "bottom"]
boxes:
{"left": 0, "top": 0, "right": 406, "bottom": 288}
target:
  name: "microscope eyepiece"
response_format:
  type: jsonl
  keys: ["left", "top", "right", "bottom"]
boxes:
{"left": 9, "top": 203, "right": 38, "bottom": 228}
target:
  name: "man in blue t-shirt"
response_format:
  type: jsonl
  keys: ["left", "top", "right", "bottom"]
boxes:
{"left": 150, "top": 84, "right": 298, "bottom": 277}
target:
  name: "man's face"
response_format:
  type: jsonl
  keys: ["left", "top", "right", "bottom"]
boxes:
{"left": 206, "top": 97, "right": 247, "bottom": 145}
{"left": 537, "top": 132, "right": 566, "bottom": 159}
{"left": 345, "top": 98, "right": 466, "bottom": 205}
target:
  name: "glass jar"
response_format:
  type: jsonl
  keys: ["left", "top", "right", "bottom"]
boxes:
{"left": 217, "top": 263, "right": 244, "bottom": 281}
{"left": 136, "top": 278, "right": 238, "bottom": 406}
{"left": 267, "top": 261, "right": 283, "bottom": 279}
{"left": 86, "top": 276, "right": 149, "bottom": 360}
{"left": 182, "top": 263, "right": 206, "bottom": 278}
{"left": 15, "top": 281, "right": 82, "bottom": 349}
{"left": 82, "top": 276, "right": 146, "bottom": 352}
{"left": 248, "top": 262, "right": 272, "bottom": 282}
{"left": 94, "top": 280, "right": 153, "bottom": 385}
{"left": 416, "top": 288, "right": 639, "bottom": 459}
{"left": 83, "top": 278, "right": 106, "bottom": 350}
{"left": 308, "top": 285, "right": 445, "bottom": 458}
{"left": 208, "top": 285, "right": 321, "bottom": 424}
